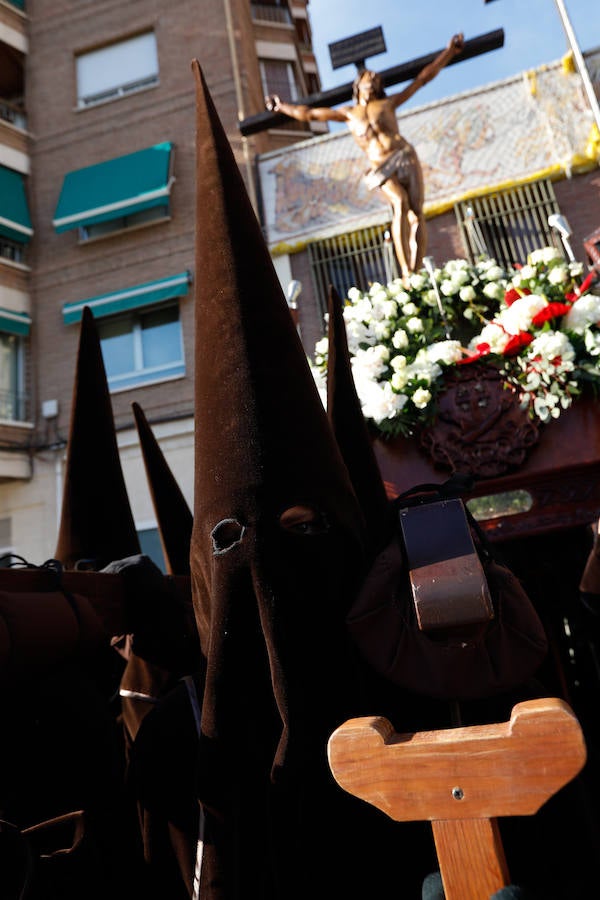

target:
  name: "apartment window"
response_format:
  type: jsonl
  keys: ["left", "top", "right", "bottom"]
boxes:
{"left": 455, "top": 180, "right": 562, "bottom": 269}
{"left": 0, "top": 237, "right": 25, "bottom": 264}
{"left": 260, "top": 59, "right": 299, "bottom": 102}
{"left": 97, "top": 303, "right": 185, "bottom": 391}
{"left": 251, "top": 3, "right": 292, "bottom": 25}
{"left": 0, "top": 332, "right": 27, "bottom": 422}
{"left": 79, "top": 205, "right": 168, "bottom": 242}
{"left": 308, "top": 226, "right": 400, "bottom": 327}
{"left": 53, "top": 143, "right": 174, "bottom": 240}
{"left": 76, "top": 32, "right": 159, "bottom": 108}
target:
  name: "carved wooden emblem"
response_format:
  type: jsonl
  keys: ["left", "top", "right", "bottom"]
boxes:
{"left": 419, "top": 364, "right": 540, "bottom": 478}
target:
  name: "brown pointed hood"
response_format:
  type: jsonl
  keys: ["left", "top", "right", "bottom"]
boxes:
{"left": 132, "top": 401, "right": 192, "bottom": 575}
{"left": 54, "top": 306, "right": 141, "bottom": 570}
{"left": 190, "top": 60, "right": 364, "bottom": 612}
{"left": 190, "top": 55, "right": 368, "bottom": 812}
{"left": 326, "top": 284, "right": 392, "bottom": 556}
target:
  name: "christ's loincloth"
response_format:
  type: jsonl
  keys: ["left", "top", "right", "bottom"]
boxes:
{"left": 363, "top": 145, "right": 418, "bottom": 191}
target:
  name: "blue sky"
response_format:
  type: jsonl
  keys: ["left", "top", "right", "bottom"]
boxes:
{"left": 308, "top": 0, "right": 599, "bottom": 113}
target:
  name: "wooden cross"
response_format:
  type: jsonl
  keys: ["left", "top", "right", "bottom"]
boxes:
{"left": 327, "top": 698, "right": 586, "bottom": 899}
{"left": 239, "top": 30, "right": 504, "bottom": 136}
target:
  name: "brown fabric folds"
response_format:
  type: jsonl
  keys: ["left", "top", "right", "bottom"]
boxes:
{"left": 347, "top": 526, "right": 548, "bottom": 700}
{"left": 0, "top": 578, "right": 108, "bottom": 683}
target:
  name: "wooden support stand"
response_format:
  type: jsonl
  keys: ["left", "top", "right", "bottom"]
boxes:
{"left": 328, "top": 698, "right": 586, "bottom": 899}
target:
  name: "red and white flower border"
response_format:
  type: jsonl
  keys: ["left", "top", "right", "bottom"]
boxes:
{"left": 312, "top": 248, "right": 600, "bottom": 438}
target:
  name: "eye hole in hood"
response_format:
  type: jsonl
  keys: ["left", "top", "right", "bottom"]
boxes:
{"left": 279, "top": 505, "right": 330, "bottom": 536}
{"left": 211, "top": 518, "right": 246, "bottom": 554}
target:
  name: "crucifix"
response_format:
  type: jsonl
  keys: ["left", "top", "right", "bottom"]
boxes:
{"left": 239, "top": 30, "right": 504, "bottom": 284}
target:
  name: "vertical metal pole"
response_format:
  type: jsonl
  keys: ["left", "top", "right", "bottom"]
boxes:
{"left": 553, "top": 0, "right": 600, "bottom": 133}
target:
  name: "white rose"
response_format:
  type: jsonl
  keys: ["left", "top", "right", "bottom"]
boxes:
{"left": 409, "top": 273, "right": 427, "bottom": 290}
{"left": 392, "top": 328, "right": 409, "bottom": 349}
{"left": 412, "top": 387, "right": 432, "bottom": 409}
{"left": 390, "top": 354, "right": 407, "bottom": 370}
{"left": 459, "top": 285, "right": 476, "bottom": 302}
{"left": 406, "top": 316, "right": 424, "bottom": 333}
{"left": 441, "top": 279, "right": 459, "bottom": 297}
{"left": 483, "top": 281, "right": 504, "bottom": 300}
{"left": 548, "top": 265, "right": 568, "bottom": 285}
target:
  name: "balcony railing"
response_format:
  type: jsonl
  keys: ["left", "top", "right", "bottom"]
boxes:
{"left": 251, "top": 4, "right": 292, "bottom": 25}
{"left": 0, "top": 388, "right": 29, "bottom": 423}
{"left": 0, "top": 99, "right": 27, "bottom": 130}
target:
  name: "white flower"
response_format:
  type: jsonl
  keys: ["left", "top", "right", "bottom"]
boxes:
{"left": 313, "top": 246, "right": 597, "bottom": 437}
{"left": 314, "top": 336, "right": 328, "bottom": 356}
{"left": 459, "top": 285, "right": 476, "bottom": 302}
{"left": 357, "top": 378, "right": 408, "bottom": 423}
{"left": 406, "top": 316, "right": 424, "bottom": 334}
{"left": 391, "top": 369, "right": 408, "bottom": 390}
{"left": 548, "top": 265, "right": 568, "bottom": 285}
{"left": 408, "top": 273, "right": 427, "bottom": 290}
{"left": 441, "top": 279, "right": 459, "bottom": 296}
{"left": 483, "top": 281, "right": 504, "bottom": 300}
{"left": 412, "top": 387, "right": 432, "bottom": 409}
{"left": 372, "top": 320, "right": 392, "bottom": 340}
{"left": 529, "top": 247, "right": 561, "bottom": 265}
{"left": 584, "top": 330, "right": 600, "bottom": 356}
{"left": 352, "top": 344, "right": 390, "bottom": 380}
{"left": 423, "top": 289, "right": 440, "bottom": 307}
{"left": 390, "top": 354, "right": 407, "bottom": 370}
{"left": 392, "top": 328, "right": 409, "bottom": 349}
{"left": 405, "top": 350, "right": 441, "bottom": 384}
{"left": 470, "top": 323, "right": 509, "bottom": 353}
{"left": 309, "top": 360, "right": 327, "bottom": 408}
{"left": 569, "top": 261, "right": 584, "bottom": 278}
{"left": 564, "top": 294, "right": 600, "bottom": 333}
{"left": 425, "top": 340, "right": 463, "bottom": 365}
{"left": 528, "top": 330, "right": 575, "bottom": 362}
{"left": 484, "top": 265, "right": 504, "bottom": 281}
{"left": 499, "top": 293, "right": 547, "bottom": 332}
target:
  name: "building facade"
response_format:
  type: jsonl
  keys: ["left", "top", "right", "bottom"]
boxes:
{"left": 0, "top": 0, "right": 322, "bottom": 566}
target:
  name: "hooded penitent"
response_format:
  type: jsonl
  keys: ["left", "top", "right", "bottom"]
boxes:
{"left": 189, "top": 61, "right": 435, "bottom": 899}
{"left": 132, "top": 401, "right": 193, "bottom": 576}
{"left": 54, "top": 306, "right": 141, "bottom": 570}
{"left": 326, "top": 284, "right": 392, "bottom": 560}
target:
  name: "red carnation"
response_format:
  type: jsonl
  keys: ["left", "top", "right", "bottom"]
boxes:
{"left": 531, "top": 302, "right": 572, "bottom": 325}
{"left": 502, "top": 331, "right": 533, "bottom": 356}
{"left": 565, "top": 270, "right": 597, "bottom": 302}
{"left": 504, "top": 287, "right": 531, "bottom": 307}
{"left": 456, "top": 342, "right": 491, "bottom": 365}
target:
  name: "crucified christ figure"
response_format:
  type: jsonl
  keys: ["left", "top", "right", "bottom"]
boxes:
{"left": 266, "top": 33, "right": 464, "bottom": 284}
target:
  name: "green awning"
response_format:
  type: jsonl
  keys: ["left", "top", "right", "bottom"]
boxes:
{"left": 62, "top": 271, "right": 192, "bottom": 325}
{"left": 53, "top": 142, "right": 174, "bottom": 233}
{"left": 0, "top": 166, "right": 33, "bottom": 244}
{"left": 0, "top": 308, "right": 31, "bottom": 336}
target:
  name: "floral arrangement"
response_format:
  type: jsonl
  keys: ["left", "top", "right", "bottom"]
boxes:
{"left": 312, "top": 248, "right": 600, "bottom": 439}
